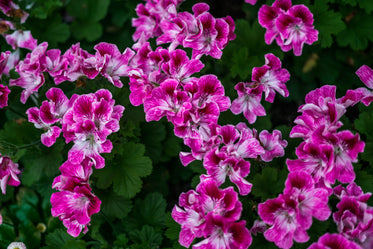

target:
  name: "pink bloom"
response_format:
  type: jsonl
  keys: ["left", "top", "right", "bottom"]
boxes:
{"left": 0, "top": 153, "right": 21, "bottom": 194}
{"left": 204, "top": 148, "right": 252, "bottom": 195}
{"left": 308, "top": 233, "right": 362, "bottom": 249}
{"left": 258, "top": 129, "right": 288, "bottom": 162}
{"left": 26, "top": 107, "right": 62, "bottom": 147}
{"left": 161, "top": 49, "right": 204, "bottom": 83}
{"left": 143, "top": 79, "right": 192, "bottom": 124}
{"left": 0, "top": 51, "right": 10, "bottom": 77}
{"left": 9, "top": 42, "right": 48, "bottom": 103}
{"left": 283, "top": 171, "right": 331, "bottom": 228}
{"left": 62, "top": 89, "right": 124, "bottom": 169}
{"left": 230, "top": 82, "right": 266, "bottom": 124}
{"left": 258, "top": 0, "right": 292, "bottom": 45}
{"left": 259, "top": 194, "right": 302, "bottom": 249}
{"left": 193, "top": 219, "right": 252, "bottom": 249}
{"left": 276, "top": 5, "right": 318, "bottom": 56}
{"left": 252, "top": 53, "right": 290, "bottom": 102}
{"left": 0, "top": 84, "right": 10, "bottom": 108}
{"left": 52, "top": 158, "right": 93, "bottom": 191}
{"left": 333, "top": 194, "right": 373, "bottom": 245}
{"left": 50, "top": 185, "right": 101, "bottom": 237}
{"left": 41, "top": 49, "right": 69, "bottom": 78}
{"left": 5, "top": 30, "right": 37, "bottom": 50}
{"left": 172, "top": 176, "right": 243, "bottom": 248}
{"left": 94, "top": 42, "right": 135, "bottom": 88}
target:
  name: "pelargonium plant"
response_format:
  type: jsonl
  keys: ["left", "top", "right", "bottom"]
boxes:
{"left": 0, "top": 0, "right": 372, "bottom": 248}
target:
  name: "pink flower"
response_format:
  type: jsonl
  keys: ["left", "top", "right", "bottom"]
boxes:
{"left": 26, "top": 107, "right": 62, "bottom": 147}
{"left": 7, "top": 242, "right": 27, "bottom": 249}
{"left": 94, "top": 42, "right": 135, "bottom": 88}
{"left": 308, "top": 233, "right": 362, "bottom": 249}
{"left": 252, "top": 53, "right": 290, "bottom": 103}
{"left": 172, "top": 176, "right": 244, "bottom": 248}
{"left": 258, "top": 0, "right": 318, "bottom": 56}
{"left": 52, "top": 158, "right": 93, "bottom": 191}
{"left": 9, "top": 42, "right": 48, "bottom": 103}
{"left": 276, "top": 5, "right": 318, "bottom": 56}
{"left": 4, "top": 30, "right": 37, "bottom": 50}
{"left": 193, "top": 219, "right": 252, "bottom": 249}
{"left": 0, "top": 84, "right": 10, "bottom": 108}
{"left": 258, "top": 0, "right": 292, "bottom": 46}
{"left": 258, "top": 129, "right": 288, "bottom": 162}
{"left": 50, "top": 185, "right": 101, "bottom": 237}
{"left": 204, "top": 148, "right": 252, "bottom": 195}
{"left": 143, "top": 79, "right": 192, "bottom": 124}
{"left": 0, "top": 153, "right": 21, "bottom": 194}
{"left": 0, "top": 51, "right": 10, "bottom": 77}
{"left": 230, "top": 82, "right": 266, "bottom": 124}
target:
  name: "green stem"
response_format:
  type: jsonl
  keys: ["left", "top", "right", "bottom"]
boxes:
{"left": 17, "top": 140, "right": 41, "bottom": 150}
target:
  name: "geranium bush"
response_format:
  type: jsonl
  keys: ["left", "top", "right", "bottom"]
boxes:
{"left": 0, "top": 0, "right": 373, "bottom": 248}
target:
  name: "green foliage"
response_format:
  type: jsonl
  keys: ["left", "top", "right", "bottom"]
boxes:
{"left": 310, "top": 0, "right": 346, "bottom": 48}
{"left": 251, "top": 167, "right": 288, "bottom": 200}
{"left": 96, "top": 142, "right": 153, "bottom": 199}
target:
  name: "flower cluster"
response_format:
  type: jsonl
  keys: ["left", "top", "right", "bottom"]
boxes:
{"left": 255, "top": 65, "right": 373, "bottom": 248}
{"left": 258, "top": 0, "right": 318, "bottom": 56}
{"left": 231, "top": 53, "right": 290, "bottom": 123}
{"left": 172, "top": 176, "right": 252, "bottom": 248}
{"left": 133, "top": 1, "right": 235, "bottom": 59}
{"left": 333, "top": 183, "right": 373, "bottom": 248}
{"left": 129, "top": 2, "right": 292, "bottom": 248}
{"left": 9, "top": 41, "right": 134, "bottom": 104}
{"left": 26, "top": 88, "right": 124, "bottom": 237}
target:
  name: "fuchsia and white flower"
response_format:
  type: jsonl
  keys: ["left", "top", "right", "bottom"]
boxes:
{"left": 156, "top": 3, "right": 235, "bottom": 59}
{"left": 308, "top": 233, "right": 362, "bottom": 249}
{"left": 258, "top": 0, "right": 318, "bottom": 56}
{"left": 172, "top": 176, "right": 251, "bottom": 248}
{"left": 51, "top": 185, "right": 101, "bottom": 237}
{"left": 258, "top": 171, "right": 331, "bottom": 249}
{"left": 333, "top": 183, "right": 373, "bottom": 248}
{"left": 63, "top": 89, "right": 124, "bottom": 169}
{"left": 231, "top": 53, "right": 290, "bottom": 123}
{"left": 0, "top": 153, "right": 21, "bottom": 194}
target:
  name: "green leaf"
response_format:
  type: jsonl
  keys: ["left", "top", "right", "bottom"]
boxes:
{"left": 355, "top": 170, "right": 373, "bottom": 196}
{"left": 99, "top": 190, "right": 133, "bottom": 219}
{"left": 20, "top": 141, "right": 64, "bottom": 186}
{"left": 129, "top": 225, "right": 163, "bottom": 248}
{"left": 71, "top": 21, "right": 103, "bottom": 42}
{"left": 113, "top": 233, "right": 129, "bottom": 248}
{"left": 359, "top": 0, "right": 373, "bottom": 14}
{"left": 165, "top": 212, "right": 180, "bottom": 241}
{"left": 44, "top": 229, "right": 86, "bottom": 249}
{"left": 129, "top": 192, "right": 167, "bottom": 229}
{"left": 96, "top": 142, "right": 152, "bottom": 199}
{"left": 355, "top": 111, "right": 373, "bottom": 139}
{"left": 251, "top": 167, "right": 287, "bottom": 200}
{"left": 27, "top": 15, "right": 70, "bottom": 47}
{"left": 336, "top": 13, "right": 373, "bottom": 50}
{"left": 341, "top": 0, "right": 357, "bottom": 6}
{"left": 311, "top": 0, "right": 346, "bottom": 48}
{"left": 67, "top": 0, "right": 110, "bottom": 22}
{"left": 141, "top": 122, "right": 166, "bottom": 163}
{"left": 30, "top": 0, "right": 64, "bottom": 19}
